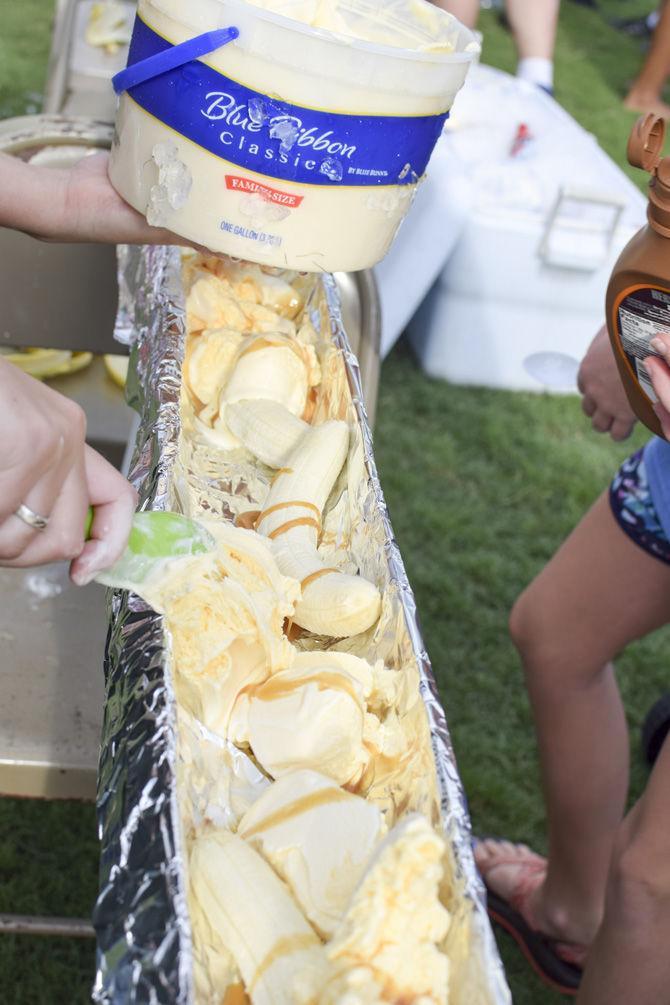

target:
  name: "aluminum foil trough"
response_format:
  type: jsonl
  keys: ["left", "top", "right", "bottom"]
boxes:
{"left": 93, "top": 244, "right": 511, "bottom": 1005}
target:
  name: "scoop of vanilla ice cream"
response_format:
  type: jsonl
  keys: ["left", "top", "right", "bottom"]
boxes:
{"left": 322, "top": 815, "right": 451, "bottom": 1004}
{"left": 238, "top": 769, "right": 385, "bottom": 938}
{"left": 183, "top": 254, "right": 303, "bottom": 320}
{"left": 144, "top": 523, "right": 299, "bottom": 739}
{"left": 244, "top": 0, "right": 459, "bottom": 52}
{"left": 230, "top": 651, "right": 382, "bottom": 785}
{"left": 186, "top": 276, "right": 296, "bottom": 336}
{"left": 215, "top": 260, "right": 304, "bottom": 319}
{"left": 185, "top": 328, "right": 245, "bottom": 407}
{"left": 178, "top": 709, "right": 270, "bottom": 836}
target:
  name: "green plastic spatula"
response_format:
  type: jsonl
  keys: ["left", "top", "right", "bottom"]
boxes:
{"left": 86, "top": 509, "right": 215, "bottom": 590}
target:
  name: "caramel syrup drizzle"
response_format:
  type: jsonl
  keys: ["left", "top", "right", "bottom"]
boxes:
{"left": 257, "top": 500, "right": 321, "bottom": 524}
{"left": 268, "top": 517, "right": 320, "bottom": 539}
{"left": 249, "top": 669, "right": 361, "bottom": 707}
{"left": 221, "top": 984, "right": 250, "bottom": 1005}
{"left": 271, "top": 467, "right": 294, "bottom": 483}
{"left": 257, "top": 500, "right": 323, "bottom": 540}
{"left": 242, "top": 786, "right": 353, "bottom": 840}
{"left": 300, "top": 568, "right": 338, "bottom": 591}
{"left": 249, "top": 933, "right": 321, "bottom": 990}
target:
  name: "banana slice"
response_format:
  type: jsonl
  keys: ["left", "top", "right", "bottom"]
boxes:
{"left": 256, "top": 421, "right": 381, "bottom": 637}
{"left": 221, "top": 336, "right": 318, "bottom": 419}
{"left": 225, "top": 400, "right": 308, "bottom": 470}
{"left": 190, "top": 830, "right": 330, "bottom": 1005}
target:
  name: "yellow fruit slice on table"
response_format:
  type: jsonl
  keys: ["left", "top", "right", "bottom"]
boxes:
{"left": 0, "top": 348, "right": 93, "bottom": 379}
{"left": 104, "top": 354, "right": 130, "bottom": 388}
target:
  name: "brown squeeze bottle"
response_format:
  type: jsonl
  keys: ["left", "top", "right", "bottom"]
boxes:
{"left": 606, "top": 114, "right": 670, "bottom": 437}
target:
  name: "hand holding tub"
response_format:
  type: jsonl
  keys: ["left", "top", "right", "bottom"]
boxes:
{"left": 0, "top": 150, "right": 189, "bottom": 248}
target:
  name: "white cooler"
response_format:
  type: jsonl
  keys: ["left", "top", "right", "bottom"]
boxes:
{"left": 374, "top": 138, "right": 473, "bottom": 359}
{"left": 407, "top": 64, "right": 647, "bottom": 392}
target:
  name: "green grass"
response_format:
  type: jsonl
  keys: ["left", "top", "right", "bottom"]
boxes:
{"left": 2, "top": 0, "right": 670, "bottom": 1002}
{"left": 375, "top": 353, "right": 670, "bottom": 1004}
{"left": 0, "top": 798, "right": 98, "bottom": 1005}
{"left": 0, "top": 0, "right": 53, "bottom": 119}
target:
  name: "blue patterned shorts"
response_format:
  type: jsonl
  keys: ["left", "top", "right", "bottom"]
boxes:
{"left": 609, "top": 448, "right": 670, "bottom": 564}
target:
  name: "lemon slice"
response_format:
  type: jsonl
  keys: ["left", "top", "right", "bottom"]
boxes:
{"left": 62, "top": 352, "right": 93, "bottom": 376}
{"left": 104, "top": 354, "right": 130, "bottom": 388}
{"left": 1, "top": 348, "right": 93, "bottom": 379}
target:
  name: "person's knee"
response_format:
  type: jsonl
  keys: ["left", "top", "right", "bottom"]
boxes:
{"left": 509, "top": 575, "right": 615, "bottom": 683}
{"left": 508, "top": 583, "right": 550, "bottom": 662}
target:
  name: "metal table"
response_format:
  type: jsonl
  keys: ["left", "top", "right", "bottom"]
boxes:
{"left": 0, "top": 358, "right": 136, "bottom": 803}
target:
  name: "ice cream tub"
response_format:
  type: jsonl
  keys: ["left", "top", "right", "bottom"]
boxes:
{"left": 93, "top": 243, "right": 510, "bottom": 1004}
{"left": 108, "top": 0, "right": 478, "bottom": 271}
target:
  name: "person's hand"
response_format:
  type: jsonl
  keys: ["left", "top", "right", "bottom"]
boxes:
{"left": 647, "top": 334, "right": 670, "bottom": 439}
{"left": 577, "top": 324, "right": 636, "bottom": 440}
{"left": 0, "top": 149, "right": 188, "bottom": 247}
{"left": 61, "top": 151, "right": 185, "bottom": 245}
{"left": 0, "top": 358, "right": 137, "bottom": 582}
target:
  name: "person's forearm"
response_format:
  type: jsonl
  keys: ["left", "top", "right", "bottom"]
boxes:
{"left": 0, "top": 151, "right": 70, "bottom": 239}
{"left": 0, "top": 150, "right": 183, "bottom": 246}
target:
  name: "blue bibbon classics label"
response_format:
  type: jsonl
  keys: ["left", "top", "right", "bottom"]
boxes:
{"left": 125, "top": 16, "right": 449, "bottom": 188}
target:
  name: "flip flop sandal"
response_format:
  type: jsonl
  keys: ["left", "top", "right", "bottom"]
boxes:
{"left": 475, "top": 839, "right": 586, "bottom": 997}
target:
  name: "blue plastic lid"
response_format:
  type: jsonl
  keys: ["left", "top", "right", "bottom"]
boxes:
{"left": 112, "top": 26, "right": 239, "bottom": 95}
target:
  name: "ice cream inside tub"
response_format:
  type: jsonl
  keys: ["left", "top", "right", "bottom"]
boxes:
{"left": 242, "top": 0, "right": 464, "bottom": 51}
{"left": 108, "top": 0, "right": 477, "bottom": 270}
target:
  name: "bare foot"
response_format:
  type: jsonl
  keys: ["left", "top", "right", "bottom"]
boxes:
{"left": 623, "top": 91, "right": 670, "bottom": 120}
{"left": 474, "top": 838, "right": 595, "bottom": 947}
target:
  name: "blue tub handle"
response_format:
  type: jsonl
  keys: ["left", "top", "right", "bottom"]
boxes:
{"left": 112, "top": 26, "right": 240, "bottom": 95}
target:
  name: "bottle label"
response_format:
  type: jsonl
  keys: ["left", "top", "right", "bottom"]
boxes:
{"left": 123, "top": 15, "right": 450, "bottom": 189}
{"left": 613, "top": 284, "right": 670, "bottom": 404}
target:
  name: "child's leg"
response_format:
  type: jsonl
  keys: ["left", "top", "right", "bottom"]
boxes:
{"left": 430, "top": 0, "right": 480, "bottom": 29}
{"left": 624, "top": 0, "right": 670, "bottom": 118}
{"left": 506, "top": 0, "right": 560, "bottom": 59}
{"left": 577, "top": 735, "right": 670, "bottom": 1003}
{"left": 489, "top": 490, "right": 670, "bottom": 945}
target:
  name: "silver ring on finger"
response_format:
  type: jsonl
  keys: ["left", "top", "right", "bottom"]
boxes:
{"left": 14, "top": 502, "right": 50, "bottom": 531}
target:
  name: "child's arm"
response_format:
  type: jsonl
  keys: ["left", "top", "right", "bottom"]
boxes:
{"left": 578, "top": 325, "right": 637, "bottom": 441}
